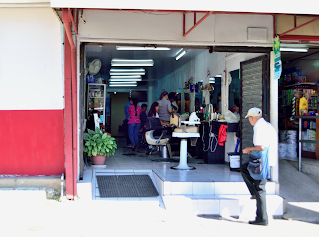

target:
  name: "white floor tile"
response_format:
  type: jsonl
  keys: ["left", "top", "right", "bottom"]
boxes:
{"left": 215, "top": 182, "right": 236, "bottom": 195}
{"left": 192, "top": 182, "right": 215, "bottom": 195}
{"left": 170, "top": 182, "right": 193, "bottom": 195}
{"left": 266, "top": 182, "right": 276, "bottom": 194}
{"left": 234, "top": 182, "right": 251, "bottom": 195}
{"left": 117, "top": 197, "right": 141, "bottom": 201}
{"left": 163, "top": 181, "right": 171, "bottom": 195}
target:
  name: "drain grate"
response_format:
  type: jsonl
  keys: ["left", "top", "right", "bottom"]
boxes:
{"left": 96, "top": 175, "right": 159, "bottom": 198}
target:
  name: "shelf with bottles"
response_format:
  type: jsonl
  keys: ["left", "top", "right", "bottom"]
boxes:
{"left": 279, "top": 66, "right": 305, "bottom": 87}
{"left": 294, "top": 116, "right": 319, "bottom": 158}
{"left": 87, "top": 83, "right": 106, "bottom": 125}
{"left": 280, "top": 88, "right": 318, "bottom": 115}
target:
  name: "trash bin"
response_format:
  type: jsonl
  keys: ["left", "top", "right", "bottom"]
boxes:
{"left": 228, "top": 152, "right": 240, "bottom": 171}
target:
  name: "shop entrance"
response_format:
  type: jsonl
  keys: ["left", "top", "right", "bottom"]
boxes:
{"left": 78, "top": 42, "right": 272, "bottom": 180}
{"left": 278, "top": 46, "right": 319, "bottom": 162}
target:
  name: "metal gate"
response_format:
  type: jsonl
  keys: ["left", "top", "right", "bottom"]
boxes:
{"left": 240, "top": 55, "right": 270, "bottom": 164}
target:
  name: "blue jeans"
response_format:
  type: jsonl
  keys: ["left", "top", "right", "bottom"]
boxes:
{"left": 128, "top": 123, "right": 140, "bottom": 147}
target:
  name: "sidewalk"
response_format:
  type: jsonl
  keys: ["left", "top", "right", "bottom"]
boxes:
{"left": 0, "top": 160, "right": 318, "bottom": 236}
{"left": 0, "top": 199, "right": 319, "bottom": 237}
{"left": 279, "top": 159, "right": 319, "bottom": 223}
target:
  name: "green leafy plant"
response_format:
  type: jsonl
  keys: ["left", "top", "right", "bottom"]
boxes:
{"left": 83, "top": 128, "right": 117, "bottom": 157}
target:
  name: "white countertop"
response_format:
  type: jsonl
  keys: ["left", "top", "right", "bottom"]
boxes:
{"left": 181, "top": 121, "right": 201, "bottom": 125}
{"left": 172, "top": 132, "right": 200, "bottom": 138}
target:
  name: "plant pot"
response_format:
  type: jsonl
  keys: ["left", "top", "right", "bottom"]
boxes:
{"left": 92, "top": 154, "right": 106, "bottom": 165}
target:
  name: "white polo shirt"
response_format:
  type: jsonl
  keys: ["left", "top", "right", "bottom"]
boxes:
{"left": 253, "top": 117, "right": 278, "bottom": 167}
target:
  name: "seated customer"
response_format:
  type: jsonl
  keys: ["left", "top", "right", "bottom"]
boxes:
{"left": 148, "top": 102, "right": 160, "bottom": 118}
{"left": 234, "top": 98, "right": 240, "bottom": 119}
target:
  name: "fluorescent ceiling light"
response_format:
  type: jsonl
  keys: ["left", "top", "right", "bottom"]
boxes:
{"left": 111, "top": 59, "right": 154, "bottom": 67}
{"left": 109, "top": 78, "right": 142, "bottom": 82}
{"left": 116, "top": 46, "right": 170, "bottom": 51}
{"left": 175, "top": 48, "right": 184, "bottom": 56}
{"left": 209, "top": 77, "right": 215, "bottom": 83}
{"left": 175, "top": 49, "right": 187, "bottom": 60}
{"left": 280, "top": 48, "right": 308, "bottom": 52}
{"left": 214, "top": 74, "right": 222, "bottom": 78}
{"left": 110, "top": 75, "right": 142, "bottom": 79}
{"left": 109, "top": 68, "right": 145, "bottom": 75}
{"left": 109, "top": 84, "right": 138, "bottom": 87}
{"left": 109, "top": 81, "right": 137, "bottom": 84}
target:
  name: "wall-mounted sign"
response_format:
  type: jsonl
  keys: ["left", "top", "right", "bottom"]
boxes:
{"left": 273, "top": 36, "right": 282, "bottom": 80}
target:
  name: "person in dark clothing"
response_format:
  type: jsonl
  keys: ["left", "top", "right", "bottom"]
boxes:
{"left": 168, "top": 92, "right": 178, "bottom": 112}
{"left": 86, "top": 110, "right": 98, "bottom": 131}
{"left": 139, "top": 104, "right": 148, "bottom": 144}
{"left": 216, "top": 92, "right": 221, "bottom": 113}
{"left": 139, "top": 104, "right": 148, "bottom": 132}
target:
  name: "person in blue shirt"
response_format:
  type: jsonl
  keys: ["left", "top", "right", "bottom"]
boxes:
{"left": 124, "top": 97, "right": 133, "bottom": 147}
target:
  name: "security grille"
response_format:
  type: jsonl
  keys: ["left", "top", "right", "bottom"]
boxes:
{"left": 240, "top": 55, "right": 270, "bottom": 164}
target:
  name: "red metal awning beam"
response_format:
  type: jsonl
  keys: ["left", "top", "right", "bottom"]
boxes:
{"left": 279, "top": 16, "right": 319, "bottom": 36}
{"left": 183, "top": 12, "right": 186, "bottom": 35}
{"left": 183, "top": 11, "right": 213, "bottom": 37}
{"left": 62, "top": 9, "right": 78, "bottom": 200}
{"left": 280, "top": 35, "right": 319, "bottom": 41}
{"left": 68, "top": 8, "right": 78, "bottom": 35}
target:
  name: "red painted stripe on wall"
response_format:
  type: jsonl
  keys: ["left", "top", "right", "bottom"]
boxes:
{"left": 0, "top": 110, "right": 65, "bottom": 176}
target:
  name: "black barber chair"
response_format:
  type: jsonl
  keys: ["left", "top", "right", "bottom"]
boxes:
{"left": 144, "top": 117, "right": 176, "bottom": 161}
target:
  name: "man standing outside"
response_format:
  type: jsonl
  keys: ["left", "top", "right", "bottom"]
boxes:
{"left": 241, "top": 107, "right": 277, "bottom": 226}
{"left": 124, "top": 97, "right": 133, "bottom": 147}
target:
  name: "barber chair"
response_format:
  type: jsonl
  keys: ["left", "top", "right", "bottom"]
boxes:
{"left": 145, "top": 117, "right": 175, "bottom": 161}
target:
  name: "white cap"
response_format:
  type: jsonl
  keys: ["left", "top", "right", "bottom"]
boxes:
{"left": 245, "top": 107, "right": 262, "bottom": 118}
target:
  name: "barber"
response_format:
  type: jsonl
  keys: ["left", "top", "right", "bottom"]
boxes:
{"left": 157, "top": 91, "right": 173, "bottom": 126}
{"left": 241, "top": 107, "right": 277, "bottom": 226}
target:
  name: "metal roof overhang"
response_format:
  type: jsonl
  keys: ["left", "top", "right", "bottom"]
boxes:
{"left": 50, "top": 0, "right": 319, "bottom": 15}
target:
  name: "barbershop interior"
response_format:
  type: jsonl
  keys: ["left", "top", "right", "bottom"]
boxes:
{"left": 82, "top": 43, "right": 319, "bottom": 184}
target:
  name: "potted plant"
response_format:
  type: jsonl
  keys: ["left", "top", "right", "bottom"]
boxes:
{"left": 83, "top": 128, "right": 117, "bottom": 165}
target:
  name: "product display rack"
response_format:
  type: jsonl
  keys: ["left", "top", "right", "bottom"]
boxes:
{"left": 295, "top": 116, "right": 319, "bottom": 171}
{"left": 279, "top": 82, "right": 318, "bottom": 130}
{"left": 87, "top": 83, "right": 106, "bottom": 125}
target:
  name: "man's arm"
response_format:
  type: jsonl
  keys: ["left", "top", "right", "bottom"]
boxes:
{"left": 242, "top": 145, "right": 264, "bottom": 154}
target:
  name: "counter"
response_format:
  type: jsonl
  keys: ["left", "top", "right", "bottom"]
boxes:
{"left": 196, "top": 121, "right": 239, "bottom": 164}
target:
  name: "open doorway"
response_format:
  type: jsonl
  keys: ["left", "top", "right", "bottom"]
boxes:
{"left": 79, "top": 43, "right": 271, "bottom": 179}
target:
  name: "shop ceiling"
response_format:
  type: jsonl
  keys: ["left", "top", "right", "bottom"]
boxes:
{"left": 85, "top": 44, "right": 207, "bottom": 82}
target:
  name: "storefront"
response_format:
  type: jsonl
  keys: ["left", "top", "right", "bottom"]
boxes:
{"left": 64, "top": 8, "right": 276, "bottom": 200}
{"left": 1, "top": 1, "right": 319, "bottom": 201}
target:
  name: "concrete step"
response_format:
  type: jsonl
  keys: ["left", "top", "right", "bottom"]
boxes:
{"left": 162, "top": 194, "right": 284, "bottom": 217}
{"left": 92, "top": 196, "right": 161, "bottom": 211}
{"left": 153, "top": 172, "right": 277, "bottom": 196}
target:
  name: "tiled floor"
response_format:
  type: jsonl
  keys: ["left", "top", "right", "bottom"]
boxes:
{"left": 83, "top": 137, "right": 244, "bottom": 183}
{"left": 78, "top": 138, "right": 283, "bottom": 216}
